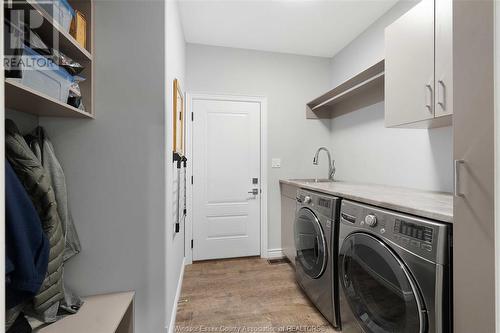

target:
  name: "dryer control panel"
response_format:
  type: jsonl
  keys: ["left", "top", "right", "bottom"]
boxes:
{"left": 296, "top": 189, "right": 340, "bottom": 219}
{"left": 394, "top": 219, "right": 433, "bottom": 242}
{"left": 340, "top": 200, "right": 451, "bottom": 266}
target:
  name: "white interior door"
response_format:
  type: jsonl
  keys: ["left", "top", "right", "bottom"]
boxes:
{"left": 192, "top": 98, "right": 261, "bottom": 261}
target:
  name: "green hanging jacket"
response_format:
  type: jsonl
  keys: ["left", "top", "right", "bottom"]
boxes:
{"left": 5, "top": 120, "right": 65, "bottom": 320}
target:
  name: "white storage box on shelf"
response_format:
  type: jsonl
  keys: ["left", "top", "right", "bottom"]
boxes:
{"left": 38, "top": 0, "right": 75, "bottom": 33}
{"left": 15, "top": 46, "right": 74, "bottom": 104}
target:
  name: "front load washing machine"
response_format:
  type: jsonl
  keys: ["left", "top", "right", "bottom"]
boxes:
{"left": 294, "top": 189, "right": 341, "bottom": 329}
{"left": 338, "top": 200, "right": 452, "bottom": 333}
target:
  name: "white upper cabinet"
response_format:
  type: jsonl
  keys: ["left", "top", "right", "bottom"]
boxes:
{"left": 385, "top": 0, "right": 453, "bottom": 128}
{"left": 435, "top": 0, "right": 453, "bottom": 117}
{"left": 385, "top": 0, "right": 435, "bottom": 127}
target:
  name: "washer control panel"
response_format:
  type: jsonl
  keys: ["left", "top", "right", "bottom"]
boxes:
{"left": 297, "top": 189, "right": 340, "bottom": 219}
{"left": 340, "top": 200, "right": 451, "bottom": 264}
{"left": 393, "top": 219, "right": 434, "bottom": 252}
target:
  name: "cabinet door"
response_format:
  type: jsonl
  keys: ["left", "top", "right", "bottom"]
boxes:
{"left": 435, "top": 0, "right": 453, "bottom": 117}
{"left": 452, "top": 1, "right": 494, "bottom": 331}
{"left": 281, "top": 195, "right": 296, "bottom": 265}
{"left": 385, "top": 0, "right": 435, "bottom": 127}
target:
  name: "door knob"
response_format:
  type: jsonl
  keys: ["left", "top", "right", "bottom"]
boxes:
{"left": 248, "top": 189, "right": 259, "bottom": 195}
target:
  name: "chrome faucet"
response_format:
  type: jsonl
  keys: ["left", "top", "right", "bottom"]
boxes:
{"left": 313, "top": 147, "right": 336, "bottom": 181}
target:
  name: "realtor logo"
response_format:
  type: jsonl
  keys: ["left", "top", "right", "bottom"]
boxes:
{"left": 4, "top": 1, "right": 61, "bottom": 71}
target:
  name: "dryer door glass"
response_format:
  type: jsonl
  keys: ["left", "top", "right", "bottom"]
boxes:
{"left": 294, "top": 207, "right": 327, "bottom": 279}
{"left": 340, "top": 233, "right": 426, "bottom": 333}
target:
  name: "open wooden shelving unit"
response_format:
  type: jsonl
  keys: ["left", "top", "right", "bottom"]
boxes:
{"left": 4, "top": 0, "right": 94, "bottom": 118}
{"left": 5, "top": 79, "right": 94, "bottom": 118}
{"left": 306, "top": 60, "right": 385, "bottom": 119}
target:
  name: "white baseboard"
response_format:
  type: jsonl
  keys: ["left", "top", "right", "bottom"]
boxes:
{"left": 167, "top": 257, "right": 186, "bottom": 333}
{"left": 266, "top": 248, "right": 284, "bottom": 259}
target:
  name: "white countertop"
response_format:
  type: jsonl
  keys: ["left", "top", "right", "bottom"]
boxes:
{"left": 280, "top": 179, "right": 453, "bottom": 223}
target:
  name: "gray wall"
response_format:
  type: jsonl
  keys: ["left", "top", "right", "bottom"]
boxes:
{"left": 186, "top": 44, "right": 332, "bottom": 250}
{"left": 496, "top": 0, "right": 500, "bottom": 322}
{"left": 329, "top": 1, "right": 454, "bottom": 192}
{"left": 165, "top": 0, "right": 186, "bottom": 329}
{"left": 329, "top": 1, "right": 417, "bottom": 86}
{"left": 39, "top": 1, "right": 166, "bottom": 332}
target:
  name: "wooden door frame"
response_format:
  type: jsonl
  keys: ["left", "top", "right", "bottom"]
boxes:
{"left": 184, "top": 93, "right": 268, "bottom": 264}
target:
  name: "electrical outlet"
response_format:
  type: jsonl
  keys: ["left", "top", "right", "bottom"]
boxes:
{"left": 272, "top": 158, "right": 281, "bottom": 168}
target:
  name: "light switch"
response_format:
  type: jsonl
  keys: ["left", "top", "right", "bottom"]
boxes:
{"left": 272, "top": 158, "right": 281, "bottom": 168}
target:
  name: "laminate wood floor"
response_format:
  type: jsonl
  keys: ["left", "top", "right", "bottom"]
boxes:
{"left": 175, "top": 257, "right": 337, "bottom": 333}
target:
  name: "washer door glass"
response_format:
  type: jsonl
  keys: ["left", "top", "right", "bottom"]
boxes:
{"left": 294, "top": 207, "right": 327, "bottom": 279}
{"left": 340, "top": 233, "right": 426, "bottom": 333}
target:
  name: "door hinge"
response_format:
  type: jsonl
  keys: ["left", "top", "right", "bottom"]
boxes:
{"left": 191, "top": 112, "right": 194, "bottom": 121}
{"left": 191, "top": 239, "right": 194, "bottom": 249}
{"left": 191, "top": 175, "right": 194, "bottom": 185}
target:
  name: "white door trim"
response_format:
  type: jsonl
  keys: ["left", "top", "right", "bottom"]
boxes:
{"left": 185, "top": 93, "right": 268, "bottom": 264}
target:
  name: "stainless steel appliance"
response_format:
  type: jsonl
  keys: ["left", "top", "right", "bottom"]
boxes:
{"left": 338, "top": 200, "right": 452, "bottom": 333}
{"left": 295, "top": 189, "right": 341, "bottom": 328}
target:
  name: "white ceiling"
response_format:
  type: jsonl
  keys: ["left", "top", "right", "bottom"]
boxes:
{"left": 178, "top": 0, "right": 398, "bottom": 58}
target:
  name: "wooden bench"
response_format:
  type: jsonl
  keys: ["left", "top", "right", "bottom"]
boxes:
{"left": 36, "top": 291, "right": 134, "bottom": 333}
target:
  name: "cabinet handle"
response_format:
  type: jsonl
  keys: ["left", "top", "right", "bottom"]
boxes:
{"left": 454, "top": 160, "right": 465, "bottom": 197}
{"left": 437, "top": 80, "right": 446, "bottom": 110}
{"left": 425, "top": 84, "right": 433, "bottom": 112}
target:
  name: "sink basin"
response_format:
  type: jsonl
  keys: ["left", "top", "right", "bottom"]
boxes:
{"left": 291, "top": 178, "right": 333, "bottom": 184}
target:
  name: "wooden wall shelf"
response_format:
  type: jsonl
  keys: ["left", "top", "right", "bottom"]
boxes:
{"left": 306, "top": 60, "right": 385, "bottom": 119}
{"left": 5, "top": 79, "right": 93, "bottom": 119}
{"left": 36, "top": 292, "right": 134, "bottom": 333}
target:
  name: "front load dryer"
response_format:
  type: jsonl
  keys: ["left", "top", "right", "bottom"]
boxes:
{"left": 294, "top": 189, "right": 341, "bottom": 329}
{"left": 338, "top": 200, "right": 452, "bottom": 333}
